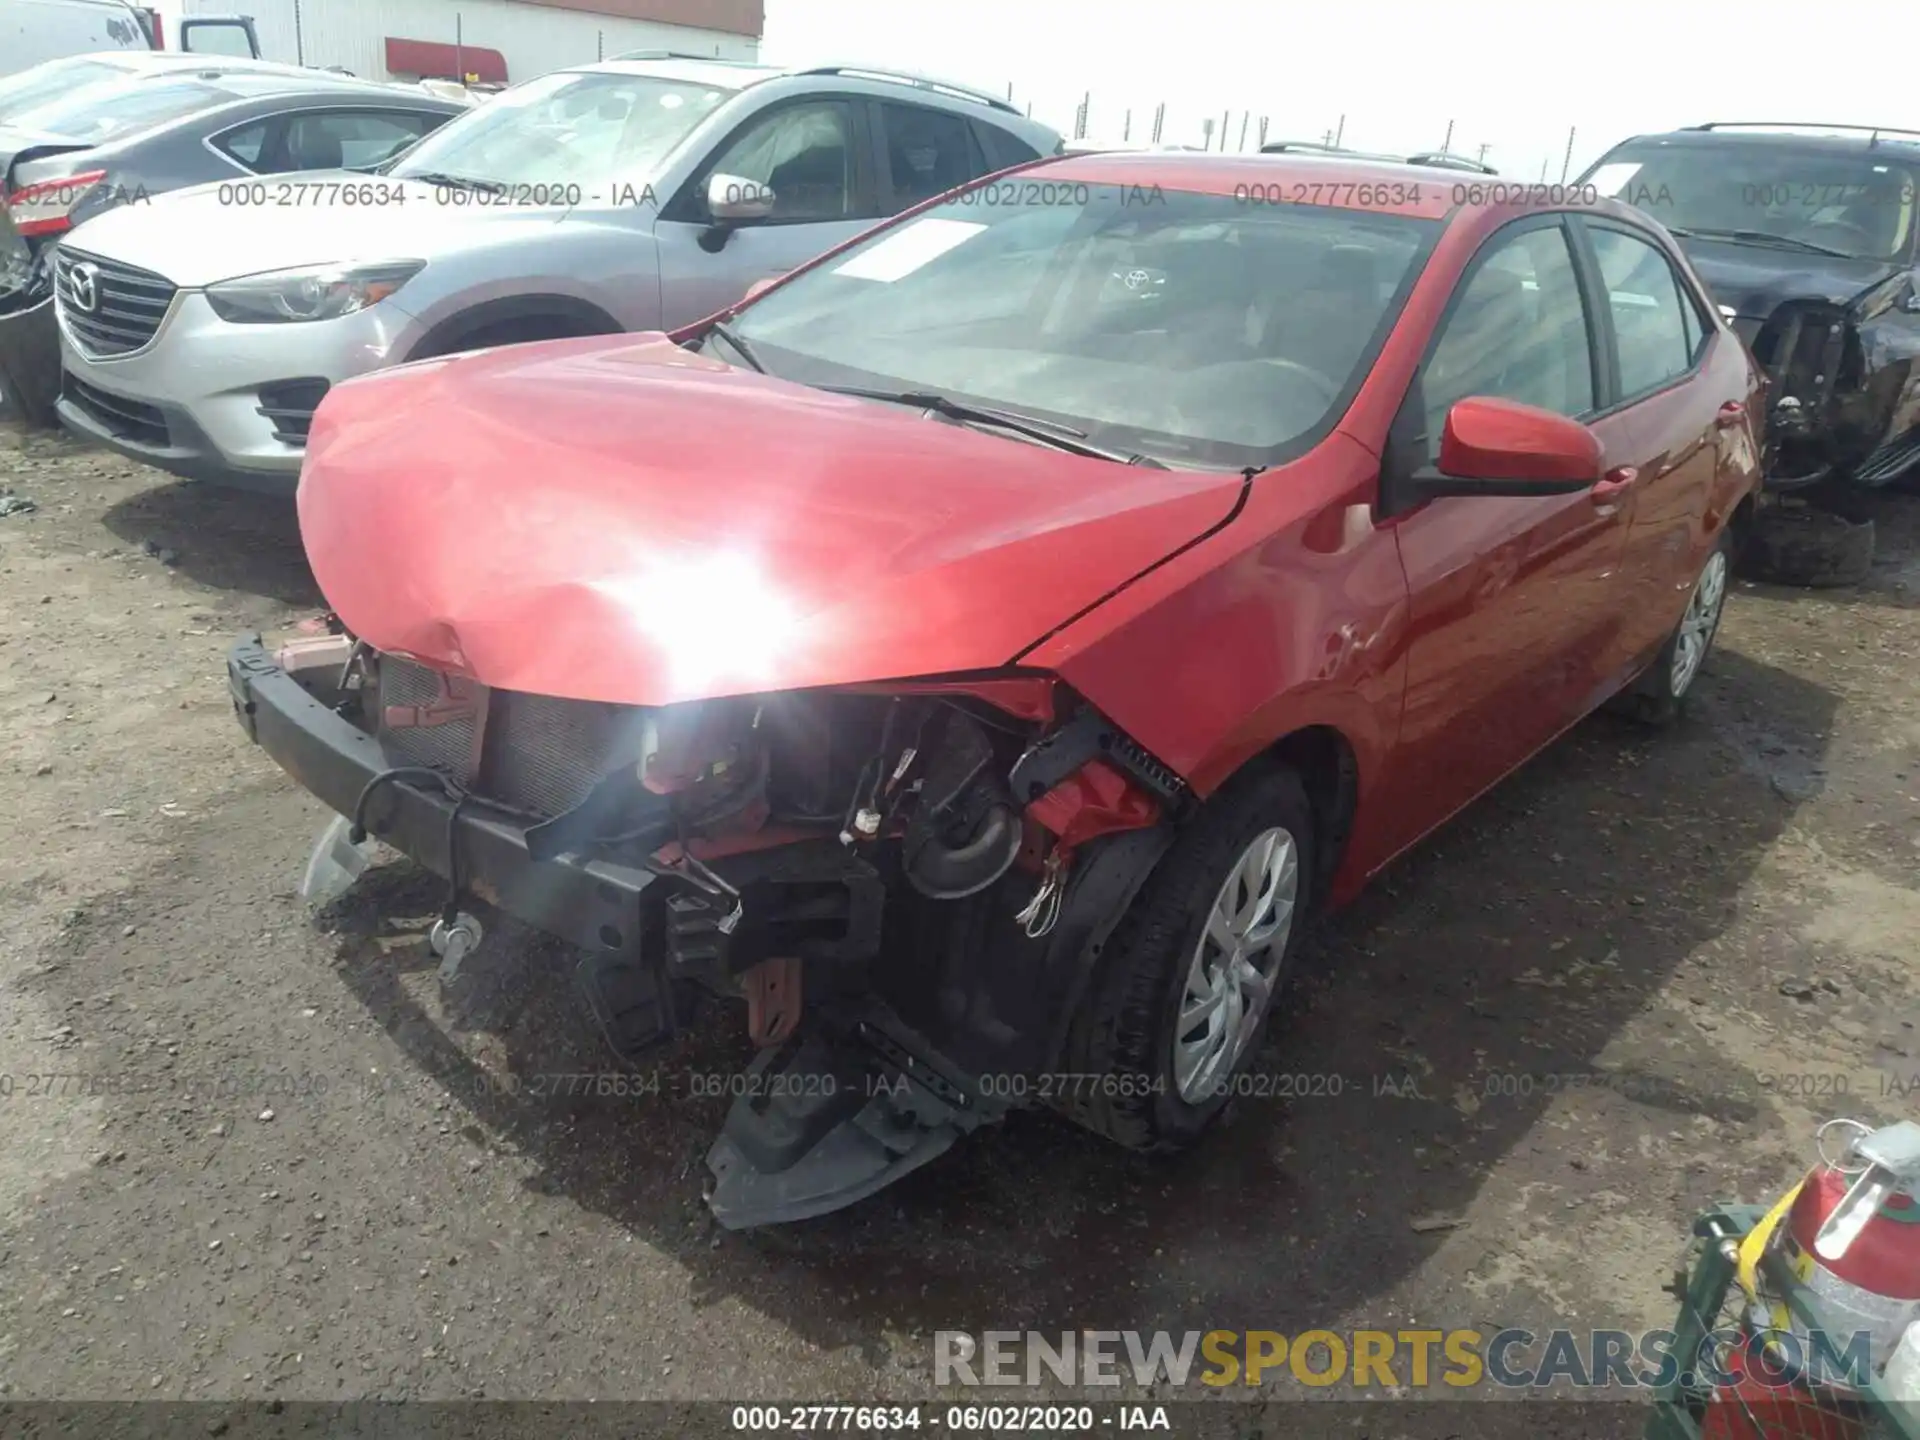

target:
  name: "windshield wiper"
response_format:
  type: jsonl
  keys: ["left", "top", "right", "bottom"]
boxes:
{"left": 404, "top": 170, "right": 506, "bottom": 196}
{"left": 706, "top": 319, "right": 764, "bottom": 373}
{"left": 817, "top": 385, "right": 1164, "bottom": 466}
{"left": 1669, "top": 226, "right": 1855, "bottom": 259}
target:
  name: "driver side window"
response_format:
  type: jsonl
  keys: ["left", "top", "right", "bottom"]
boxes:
{"left": 1423, "top": 223, "right": 1595, "bottom": 460}
{"left": 707, "top": 101, "right": 854, "bottom": 223}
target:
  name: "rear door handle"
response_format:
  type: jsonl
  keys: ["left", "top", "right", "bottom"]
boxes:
{"left": 1715, "top": 401, "right": 1746, "bottom": 429}
{"left": 1591, "top": 466, "right": 1638, "bottom": 506}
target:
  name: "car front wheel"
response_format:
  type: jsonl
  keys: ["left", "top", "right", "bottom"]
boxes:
{"left": 1055, "top": 763, "right": 1315, "bottom": 1152}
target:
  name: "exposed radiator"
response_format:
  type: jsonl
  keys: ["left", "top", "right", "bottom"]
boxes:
{"left": 373, "top": 656, "right": 646, "bottom": 818}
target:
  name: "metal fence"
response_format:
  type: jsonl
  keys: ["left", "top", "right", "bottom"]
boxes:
{"left": 1013, "top": 86, "right": 1583, "bottom": 179}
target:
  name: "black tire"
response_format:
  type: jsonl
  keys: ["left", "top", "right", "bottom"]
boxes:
{"left": 1803, "top": 476, "right": 1875, "bottom": 525}
{"left": 1737, "top": 503, "right": 1874, "bottom": 589}
{"left": 1054, "top": 762, "right": 1315, "bottom": 1152}
{"left": 0, "top": 353, "right": 58, "bottom": 429}
{"left": 1610, "top": 527, "right": 1734, "bottom": 728}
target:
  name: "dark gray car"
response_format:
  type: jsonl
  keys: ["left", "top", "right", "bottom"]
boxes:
{"left": 0, "top": 69, "right": 460, "bottom": 422}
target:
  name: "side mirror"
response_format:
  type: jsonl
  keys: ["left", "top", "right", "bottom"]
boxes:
{"left": 1414, "top": 396, "right": 1602, "bottom": 498}
{"left": 707, "top": 173, "right": 775, "bottom": 223}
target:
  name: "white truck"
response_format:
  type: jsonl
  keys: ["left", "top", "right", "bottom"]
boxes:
{"left": 0, "top": 0, "right": 260, "bottom": 79}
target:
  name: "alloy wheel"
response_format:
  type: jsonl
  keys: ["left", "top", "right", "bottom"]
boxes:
{"left": 1172, "top": 825, "right": 1299, "bottom": 1103}
{"left": 1669, "top": 548, "right": 1729, "bottom": 698}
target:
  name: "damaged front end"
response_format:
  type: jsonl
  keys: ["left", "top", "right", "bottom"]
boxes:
{"left": 1728, "top": 271, "right": 1920, "bottom": 491}
{"left": 230, "top": 625, "right": 1188, "bottom": 1227}
{"left": 0, "top": 199, "right": 57, "bottom": 427}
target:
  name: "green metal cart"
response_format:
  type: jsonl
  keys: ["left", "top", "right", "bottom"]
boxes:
{"left": 1645, "top": 1205, "right": 1919, "bottom": 1440}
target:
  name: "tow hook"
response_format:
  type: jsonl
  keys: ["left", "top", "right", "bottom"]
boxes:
{"left": 429, "top": 911, "right": 484, "bottom": 984}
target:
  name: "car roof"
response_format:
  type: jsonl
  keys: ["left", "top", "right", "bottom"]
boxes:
{"left": 583, "top": 55, "right": 782, "bottom": 90}
{"left": 561, "top": 55, "right": 1045, "bottom": 129}
{"left": 190, "top": 70, "right": 454, "bottom": 101}
{"left": 12, "top": 67, "right": 459, "bottom": 146}
{"left": 1026, "top": 152, "right": 1669, "bottom": 232}
{"left": 1029, "top": 152, "right": 1460, "bottom": 218}
{"left": 1609, "top": 124, "right": 1920, "bottom": 160}
{"left": 71, "top": 51, "right": 316, "bottom": 79}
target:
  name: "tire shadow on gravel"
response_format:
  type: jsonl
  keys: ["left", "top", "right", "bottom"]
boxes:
{"left": 326, "top": 646, "right": 1836, "bottom": 1365}
{"left": 102, "top": 479, "right": 320, "bottom": 608}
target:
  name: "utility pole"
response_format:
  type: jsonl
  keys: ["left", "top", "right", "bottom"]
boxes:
{"left": 1220, "top": 109, "right": 1230, "bottom": 151}
{"left": 1441, "top": 118, "right": 1454, "bottom": 154}
{"left": 1237, "top": 112, "right": 1248, "bottom": 151}
{"left": 1257, "top": 115, "right": 1269, "bottom": 147}
{"left": 1074, "top": 91, "right": 1089, "bottom": 141}
{"left": 1201, "top": 116, "right": 1215, "bottom": 150}
{"left": 1476, "top": 141, "right": 1490, "bottom": 164}
{"left": 1151, "top": 102, "right": 1164, "bottom": 145}
{"left": 1334, "top": 114, "right": 1345, "bottom": 147}
{"left": 1560, "top": 125, "right": 1576, "bottom": 182}
{"left": 1122, "top": 109, "right": 1131, "bottom": 142}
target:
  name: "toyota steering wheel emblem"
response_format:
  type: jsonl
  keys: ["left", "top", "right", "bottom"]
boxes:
{"left": 1123, "top": 268, "right": 1152, "bottom": 290}
{"left": 67, "top": 261, "right": 101, "bottom": 315}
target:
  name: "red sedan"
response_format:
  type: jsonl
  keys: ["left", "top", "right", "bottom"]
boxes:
{"left": 229, "top": 152, "right": 1763, "bottom": 1228}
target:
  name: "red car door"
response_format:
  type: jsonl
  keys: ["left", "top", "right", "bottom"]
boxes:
{"left": 1576, "top": 219, "right": 1756, "bottom": 678}
{"left": 1373, "top": 215, "right": 1636, "bottom": 860}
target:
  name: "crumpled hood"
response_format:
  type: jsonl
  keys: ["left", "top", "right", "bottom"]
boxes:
{"left": 298, "top": 335, "right": 1245, "bottom": 707}
{"left": 1677, "top": 236, "right": 1901, "bottom": 318}
{"left": 60, "top": 174, "right": 602, "bottom": 289}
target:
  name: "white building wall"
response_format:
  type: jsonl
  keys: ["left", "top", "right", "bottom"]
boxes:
{"left": 181, "top": 0, "right": 757, "bottom": 81}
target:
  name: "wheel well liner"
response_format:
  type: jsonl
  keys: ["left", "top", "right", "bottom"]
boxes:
{"left": 407, "top": 294, "right": 623, "bottom": 360}
{"left": 1265, "top": 724, "right": 1358, "bottom": 907}
{"left": 1728, "top": 492, "right": 1758, "bottom": 559}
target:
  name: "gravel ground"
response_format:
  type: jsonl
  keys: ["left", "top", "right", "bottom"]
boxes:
{"left": 0, "top": 421, "right": 1915, "bottom": 1420}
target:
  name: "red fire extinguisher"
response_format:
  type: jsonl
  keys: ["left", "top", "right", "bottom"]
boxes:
{"left": 1741, "top": 1121, "right": 1920, "bottom": 1385}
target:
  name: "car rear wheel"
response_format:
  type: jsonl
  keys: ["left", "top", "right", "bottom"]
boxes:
{"left": 1611, "top": 528, "right": 1733, "bottom": 727}
{"left": 1054, "top": 763, "right": 1314, "bottom": 1152}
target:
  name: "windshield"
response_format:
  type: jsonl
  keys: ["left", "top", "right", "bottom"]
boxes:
{"left": 0, "top": 58, "right": 136, "bottom": 123}
{"left": 720, "top": 185, "right": 1438, "bottom": 469}
{"left": 1586, "top": 143, "right": 1918, "bottom": 261}
{"left": 391, "top": 70, "right": 730, "bottom": 190}
{"left": 8, "top": 76, "right": 232, "bottom": 143}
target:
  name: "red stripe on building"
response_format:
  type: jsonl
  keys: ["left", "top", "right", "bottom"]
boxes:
{"left": 383, "top": 37, "right": 509, "bottom": 83}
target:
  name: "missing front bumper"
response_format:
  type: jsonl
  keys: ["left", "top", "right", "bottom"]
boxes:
{"left": 227, "top": 634, "right": 658, "bottom": 954}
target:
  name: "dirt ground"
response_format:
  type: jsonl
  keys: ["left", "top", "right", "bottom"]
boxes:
{"left": 0, "top": 418, "right": 1915, "bottom": 1417}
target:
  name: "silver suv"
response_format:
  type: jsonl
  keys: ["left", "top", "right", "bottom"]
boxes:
{"left": 52, "top": 55, "right": 1061, "bottom": 490}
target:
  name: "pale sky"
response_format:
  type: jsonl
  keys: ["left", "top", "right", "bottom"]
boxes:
{"left": 761, "top": 0, "right": 1918, "bottom": 183}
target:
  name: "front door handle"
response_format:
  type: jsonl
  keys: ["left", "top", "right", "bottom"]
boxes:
{"left": 1591, "top": 465, "right": 1638, "bottom": 506}
{"left": 1715, "top": 400, "right": 1747, "bottom": 429}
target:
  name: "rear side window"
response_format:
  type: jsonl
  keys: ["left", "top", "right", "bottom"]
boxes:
{"left": 285, "top": 110, "right": 440, "bottom": 169}
{"left": 215, "top": 119, "right": 271, "bottom": 167}
{"left": 1589, "top": 227, "right": 1696, "bottom": 397}
{"left": 215, "top": 109, "right": 444, "bottom": 173}
{"left": 877, "top": 102, "right": 979, "bottom": 210}
{"left": 1423, "top": 222, "right": 1595, "bottom": 455}
{"left": 973, "top": 119, "right": 1041, "bottom": 172}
